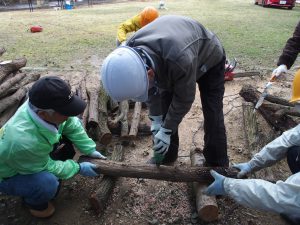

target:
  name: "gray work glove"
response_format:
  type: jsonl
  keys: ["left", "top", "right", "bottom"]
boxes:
{"left": 153, "top": 127, "right": 172, "bottom": 156}
{"left": 88, "top": 150, "right": 107, "bottom": 159}
{"left": 233, "top": 162, "right": 252, "bottom": 178}
{"left": 79, "top": 162, "right": 99, "bottom": 177}
{"left": 149, "top": 115, "right": 163, "bottom": 136}
{"left": 272, "top": 64, "right": 287, "bottom": 78}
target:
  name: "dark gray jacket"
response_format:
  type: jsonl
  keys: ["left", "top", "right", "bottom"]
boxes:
{"left": 127, "top": 15, "right": 225, "bottom": 131}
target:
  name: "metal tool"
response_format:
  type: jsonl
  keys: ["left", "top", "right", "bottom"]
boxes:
{"left": 254, "top": 76, "right": 276, "bottom": 112}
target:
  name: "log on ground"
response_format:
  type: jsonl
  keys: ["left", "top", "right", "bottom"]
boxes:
{"left": 78, "top": 156, "right": 239, "bottom": 183}
{"left": 190, "top": 148, "right": 218, "bottom": 222}
{"left": 128, "top": 102, "right": 142, "bottom": 138}
{"left": 0, "top": 58, "right": 27, "bottom": 83}
{"left": 89, "top": 144, "right": 125, "bottom": 215}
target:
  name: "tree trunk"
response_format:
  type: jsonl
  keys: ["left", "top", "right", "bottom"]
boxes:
{"left": 239, "top": 84, "right": 297, "bottom": 132}
{"left": 190, "top": 148, "right": 218, "bottom": 222}
{"left": 110, "top": 100, "right": 129, "bottom": 137}
{"left": 89, "top": 144, "right": 125, "bottom": 215}
{"left": 0, "top": 73, "right": 26, "bottom": 98}
{"left": 129, "top": 102, "right": 142, "bottom": 138}
{"left": 0, "top": 58, "right": 27, "bottom": 83}
{"left": 78, "top": 156, "right": 239, "bottom": 183}
{"left": 109, "top": 122, "right": 151, "bottom": 136}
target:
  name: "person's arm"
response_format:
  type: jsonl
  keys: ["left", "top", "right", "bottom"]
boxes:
{"left": 61, "top": 117, "right": 96, "bottom": 155}
{"left": 277, "top": 21, "right": 300, "bottom": 70}
{"left": 117, "top": 14, "right": 142, "bottom": 43}
{"left": 249, "top": 124, "right": 300, "bottom": 172}
{"left": 224, "top": 173, "right": 300, "bottom": 215}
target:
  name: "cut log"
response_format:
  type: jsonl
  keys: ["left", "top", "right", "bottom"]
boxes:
{"left": 190, "top": 148, "right": 218, "bottom": 222}
{"left": 96, "top": 80, "right": 112, "bottom": 145}
{"left": 78, "top": 156, "right": 239, "bottom": 183}
{"left": 109, "top": 122, "right": 151, "bottom": 136}
{"left": 79, "top": 77, "right": 89, "bottom": 128}
{"left": 0, "top": 82, "right": 33, "bottom": 114}
{"left": 86, "top": 76, "right": 100, "bottom": 128}
{"left": 0, "top": 47, "right": 6, "bottom": 57}
{"left": 89, "top": 144, "right": 125, "bottom": 215}
{"left": 0, "top": 102, "right": 21, "bottom": 127}
{"left": 239, "top": 84, "right": 297, "bottom": 132}
{"left": 0, "top": 58, "right": 27, "bottom": 83}
{"left": 129, "top": 102, "right": 142, "bottom": 138}
{"left": 0, "top": 73, "right": 40, "bottom": 99}
{"left": 242, "top": 102, "right": 276, "bottom": 181}
{"left": 0, "top": 73, "right": 26, "bottom": 98}
{"left": 110, "top": 100, "right": 129, "bottom": 137}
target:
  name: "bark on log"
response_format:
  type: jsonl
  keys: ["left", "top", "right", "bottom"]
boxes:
{"left": 0, "top": 73, "right": 40, "bottom": 99}
{"left": 0, "top": 58, "right": 27, "bottom": 83}
{"left": 86, "top": 76, "right": 100, "bottom": 128}
{"left": 0, "top": 73, "right": 26, "bottom": 98}
{"left": 110, "top": 100, "right": 129, "bottom": 137}
{"left": 0, "top": 82, "right": 33, "bottom": 114}
{"left": 190, "top": 148, "right": 218, "bottom": 222}
{"left": 78, "top": 157, "right": 239, "bottom": 183}
{"left": 242, "top": 102, "right": 276, "bottom": 181}
{"left": 239, "top": 84, "right": 297, "bottom": 132}
{"left": 109, "top": 122, "right": 151, "bottom": 136}
{"left": 0, "top": 47, "right": 6, "bottom": 57}
{"left": 96, "top": 80, "right": 112, "bottom": 145}
{"left": 0, "top": 102, "right": 21, "bottom": 127}
{"left": 89, "top": 144, "right": 125, "bottom": 215}
{"left": 79, "top": 77, "right": 88, "bottom": 128}
{"left": 129, "top": 102, "right": 142, "bottom": 138}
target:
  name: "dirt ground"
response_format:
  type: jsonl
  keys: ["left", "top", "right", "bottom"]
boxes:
{"left": 0, "top": 55, "right": 298, "bottom": 225}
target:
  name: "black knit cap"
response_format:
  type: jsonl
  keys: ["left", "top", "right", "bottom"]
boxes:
{"left": 29, "top": 76, "right": 86, "bottom": 116}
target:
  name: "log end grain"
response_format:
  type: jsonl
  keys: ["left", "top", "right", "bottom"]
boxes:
{"left": 198, "top": 204, "right": 219, "bottom": 222}
{"left": 99, "top": 133, "right": 112, "bottom": 145}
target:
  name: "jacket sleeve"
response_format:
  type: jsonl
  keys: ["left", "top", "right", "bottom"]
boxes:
{"left": 61, "top": 117, "right": 96, "bottom": 155}
{"left": 117, "top": 14, "right": 141, "bottom": 43}
{"left": 277, "top": 20, "right": 300, "bottom": 69}
{"left": 162, "top": 62, "right": 196, "bottom": 132}
{"left": 224, "top": 173, "right": 300, "bottom": 215}
{"left": 249, "top": 124, "right": 300, "bottom": 171}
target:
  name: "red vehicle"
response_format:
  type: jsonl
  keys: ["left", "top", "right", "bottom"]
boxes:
{"left": 255, "top": 0, "right": 296, "bottom": 9}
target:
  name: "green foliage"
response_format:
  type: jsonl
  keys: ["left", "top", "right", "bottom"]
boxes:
{"left": 0, "top": 0, "right": 299, "bottom": 69}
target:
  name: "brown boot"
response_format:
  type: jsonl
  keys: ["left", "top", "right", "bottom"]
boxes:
{"left": 29, "top": 202, "right": 55, "bottom": 218}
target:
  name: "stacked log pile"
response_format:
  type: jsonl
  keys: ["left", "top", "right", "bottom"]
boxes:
{"left": 0, "top": 49, "right": 41, "bottom": 127}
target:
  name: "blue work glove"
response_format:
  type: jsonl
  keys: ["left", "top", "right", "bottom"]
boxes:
{"left": 204, "top": 170, "right": 226, "bottom": 196}
{"left": 153, "top": 127, "right": 172, "bottom": 155}
{"left": 79, "top": 162, "right": 99, "bottom": 177}
{"left": 233, "top": 162, "right": 252, "bottom": 178}
{"left": 149, "top": 115, "right": 163, "bottom": 136}
{"left": 88, "top": 150, "right": 107, "bottom": 160}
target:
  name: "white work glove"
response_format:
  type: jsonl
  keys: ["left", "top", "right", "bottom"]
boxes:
{"left": 153, "top": 127, "right": 172, "bottom": 155}
{"left": 272, "top": 64, "right": 287, "bottom": 78}
{"left": 88, "top": 150, "right": 107, "bottom": 160}
{"left": 149, "top": 115, "right": 163, "bottom": 136}
{"left": 233, "top": 162, "right": 252, "bottom": 178}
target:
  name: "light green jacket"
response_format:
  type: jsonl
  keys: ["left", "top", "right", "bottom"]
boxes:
{"left": 0, "top": 101, "right": 96, "bottom": 182}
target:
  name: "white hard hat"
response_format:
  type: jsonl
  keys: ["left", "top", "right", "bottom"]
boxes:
{"left": 101, "top": 46, "right": 149, "bottom": 102}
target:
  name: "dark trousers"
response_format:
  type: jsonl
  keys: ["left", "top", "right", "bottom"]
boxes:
{"left": 197, "top": 57, "right": 228, "bottom": 167}
{"left": 50, "top": 136, "right": 76, "bottom": 161}
{"left": 280, "top": 146, "right": 300, "bottom": 225}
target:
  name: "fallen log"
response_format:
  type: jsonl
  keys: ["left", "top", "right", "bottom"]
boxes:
{"left": 79, "top": 77, "right": 88, "bottom": 128}
{"left": 0, "top": 73, "right": 26, "bottom": 98}
{"left": 0, "top": 82, "right": 33, "bottom": 114}
{"left": 239, "top": 84, "right": 297, "bottom": 132}
{"left": 110, "top": 100, "right": 129, "bottom": 137}
{"left": 129, "top": 102, "right": 142, "bottom": 138}
{"left": 0, "top": 73, "right": 40, "bottom": 99}
{"left": 89, "top": 144, "right": 125, "bottom": 215}
{"left": 78, "top": 156, "right": 239, "bottom": 183}
{"left": 0, "top": 58, "right": 27, "bottom": 83}
{"left": 0, "top": 47, "right": 6, "bottom": 57}
{"left": 190, "top": 148, "right": 218, "bottom": 222}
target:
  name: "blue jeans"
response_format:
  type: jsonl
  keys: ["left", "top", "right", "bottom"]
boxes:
{"left": 0, "top": 171, "right": 59, "bottom": 210}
